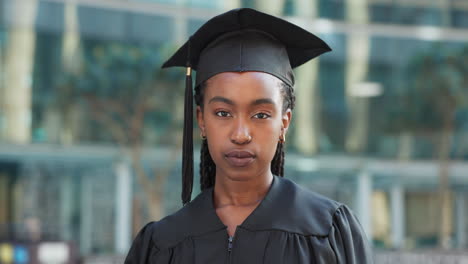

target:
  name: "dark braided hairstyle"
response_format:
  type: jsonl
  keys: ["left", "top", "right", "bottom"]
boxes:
{"left": 194, "top": 79, "right": 296, "bottom": 191}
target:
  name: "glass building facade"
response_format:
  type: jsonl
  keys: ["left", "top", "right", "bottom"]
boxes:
{"left": 0, "top": 0, "right": 468, "bottom": 262}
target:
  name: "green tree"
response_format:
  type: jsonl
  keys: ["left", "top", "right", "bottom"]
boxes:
{"left": 383, "top": 46, "right": 468, "bottom": 248}
{"left": 58, "top": 41, "right": 184, "bottom": 231}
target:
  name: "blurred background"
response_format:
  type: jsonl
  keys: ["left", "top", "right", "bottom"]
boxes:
{"left": 0, "top": 0, "right": 467, "bottom": 263}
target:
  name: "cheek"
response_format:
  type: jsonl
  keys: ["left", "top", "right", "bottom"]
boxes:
{"left": 257, "top": 127, "right": 280, "bottom": 160}
{"left": 203, "top": 115, "right": 226, "bottom": 136}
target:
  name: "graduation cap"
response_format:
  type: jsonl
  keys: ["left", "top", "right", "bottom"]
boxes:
{"left": 161, "top": 8, "right": 331, "bottom": 205}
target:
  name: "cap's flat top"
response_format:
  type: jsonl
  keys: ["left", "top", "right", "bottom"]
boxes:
{"left": 162, "top": 8, "right": 331, "bottom": 70}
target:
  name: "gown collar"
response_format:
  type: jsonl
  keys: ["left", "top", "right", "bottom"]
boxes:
{"left": 199, "top": 174, "right": 338, "bottom": 236}
{"left": 156, "top": 174, "right": 337, "bottom": 248}
{"left": 202, "top": 175, "right": 281, "bottom": 232}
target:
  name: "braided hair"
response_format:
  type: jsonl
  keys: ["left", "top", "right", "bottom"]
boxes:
{"left": 194, "top": 79, "right": 295, "bottom": 191}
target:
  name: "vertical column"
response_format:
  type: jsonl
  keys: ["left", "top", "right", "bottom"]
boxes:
{"left": 255, "top": 0, "right": 285, "bottom": 16}
{"left": 390, "top": 183, "right": 405, "bottom": 249}
{"left": 172, "top": 0, "right": 191, "bottom": 45}
{"left": 172, "top": 0, "right": 187, "bottom": 125}
{"left": 344, "top": 0, "right": 371, "bottom": 153}
{"left": 3, "top": 0, "right": 38, "bottom": 144}
{"left": 173, "top": 6, "right": 187, "bottom": 45}
{"left": 294, "top": 58, "right": 320, "bottom": 155}
{"left": 80, "top": 174, "right": 92, "bottom": 255}
{"left": 439, "top": 0, "right": 452, "bottom": 27}
{"left": 222, "top": 0, "right": 241, "bottom": 10}
{"left": 293, "top": 0, "right": 320, "bottom": 155}
{"left": 356, "top": 169, "right": 372, "bottom": 238}
{"left": 60, "top": 173, "right": 73, "bottom": 241}
{"left": 60, "top": 1, "right": 83, "bottom": 145}
{"left": 114, "top": 161, "right": 133, "bottom": 254}
{"left": 455, "top": 192, "right": 466, "bottom": 248}
{"left": 0, "top": 174, "right": 8, "bottom": 226}
{"left": 0, "top": 21, "right": 3, "bottom": 141}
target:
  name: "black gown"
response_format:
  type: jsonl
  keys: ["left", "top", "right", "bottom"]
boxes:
{"left": 125, "top": 176, "right": 374, "bottom": 263}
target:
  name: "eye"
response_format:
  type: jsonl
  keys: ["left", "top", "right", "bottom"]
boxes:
{"left": 215, "top": 111, "right": 232, "bottom": 117}
{"left": 253, "top": 113, "right": 271, "bottom": 119}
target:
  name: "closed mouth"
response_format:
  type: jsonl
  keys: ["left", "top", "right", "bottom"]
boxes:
{"left": 225, "top": 150, "right": 255, "bottom": 159}
{"left": 224, "top": 150, "right": 256, "bottom": 167}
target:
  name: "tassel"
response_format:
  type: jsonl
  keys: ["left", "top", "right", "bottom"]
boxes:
{"left": 182, "top": 65, "right": 194, "bottom": 205}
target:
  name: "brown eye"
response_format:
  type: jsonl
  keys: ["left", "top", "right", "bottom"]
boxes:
{"left": 215, "top": 111, "right": 232, "bottom": 117}
{"left": 253, "top": 113, "right": 270, "bottom": 119}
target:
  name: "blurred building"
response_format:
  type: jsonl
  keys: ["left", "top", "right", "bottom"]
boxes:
{"left": 0, "top": 0, "right": 468, "bottom": 261}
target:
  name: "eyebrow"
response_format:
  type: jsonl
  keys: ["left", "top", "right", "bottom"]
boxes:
{"left": 252, "top": 98, "right": 276, "bottom": 106}
{"left": 208, "top": 96, "right": 234, "bottom": 105}
{"left": 208, "top": 96, "right": 276, "bottom": 106}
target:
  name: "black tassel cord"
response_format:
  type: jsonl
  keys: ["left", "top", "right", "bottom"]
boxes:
{"left": 181, "top": 65, "right": 194, "bottom": 205}
{"left": 182, "top": 66, "right": 194, "bottom": 205}
{"left": 182, "top": 36, "right": 194, "bottom": 205}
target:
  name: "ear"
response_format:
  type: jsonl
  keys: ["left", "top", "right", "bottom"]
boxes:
{"left": 196, "top": 106, "right": 206, "bottom": 136}
{"left": 281, "top": 109, "right": 292, "bottom": 136}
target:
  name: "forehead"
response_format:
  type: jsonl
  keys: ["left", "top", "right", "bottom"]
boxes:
{"left": 204, "top": 72, "right": 282, "bottom": 103}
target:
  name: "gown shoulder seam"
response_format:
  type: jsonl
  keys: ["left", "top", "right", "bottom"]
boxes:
{"left": 330, "top": 204, "right": 347, "bottom": 227}
{"left": 147, "top": 221, "right": 161, "bottom": 252}
{"left": 327, "top": 203, "right": 347, "bottom": 234}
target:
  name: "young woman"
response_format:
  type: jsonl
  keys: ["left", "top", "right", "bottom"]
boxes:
{"left": 125, "top": 8, "right": 373, "bottom": 264}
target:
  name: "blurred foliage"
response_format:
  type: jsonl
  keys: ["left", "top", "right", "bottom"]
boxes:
{"left": 60, "top": 40, "right": 181, "bottom": 104}
{"left": 381, "top": 45, "right": 468, "bottom": 135}
{"left": 54, "top": 40, "right": 185, "bottom": 145}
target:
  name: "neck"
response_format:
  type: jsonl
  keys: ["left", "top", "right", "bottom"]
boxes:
{"left": 213, "top": 170, "right": 273, "bottom": 208}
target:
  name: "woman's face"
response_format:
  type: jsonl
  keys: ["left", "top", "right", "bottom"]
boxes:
{"left": 196, "top": 71, "right": 292, "bottom": 182}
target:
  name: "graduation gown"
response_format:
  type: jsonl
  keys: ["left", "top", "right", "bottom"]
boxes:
{"left": 125, "top": 176, "right": 373, "bottom": 263}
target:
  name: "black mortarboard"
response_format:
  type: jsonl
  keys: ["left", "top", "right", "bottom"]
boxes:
{"left": 161, "top": 8, "right": 332, "bottom": 205}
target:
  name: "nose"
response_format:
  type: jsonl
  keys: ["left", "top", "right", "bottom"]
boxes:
{"left": 230, "top": 117, "right": 252, "bottom": 145}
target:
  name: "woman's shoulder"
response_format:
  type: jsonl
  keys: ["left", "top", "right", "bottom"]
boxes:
{"left": 279, "top": 176, "right": 342, "bottom": 213}
{"left": 266, "top": 176, "right": 348, "bottom": 236}
{"left": 139, "top": 189, "right": 224, "bottom": 249}
{"left": 280, "top": 178, "right": 373, "bottom": 262}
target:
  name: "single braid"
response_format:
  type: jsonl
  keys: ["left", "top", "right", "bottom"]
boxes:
{"left": 200, "top": 139, "right": 216, "bottom": 190}
{"left": 270, "top": 81, "right": 293, "bottom": 177}
{"left": 270, "top": 142, "right": 285, "bottom": 177}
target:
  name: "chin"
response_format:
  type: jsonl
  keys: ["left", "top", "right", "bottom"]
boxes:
{"left": 226, "top": 172, "right": 255, "bottom": 182}
{"left": 217, "top": 166, "right": 258, "bottom": 182}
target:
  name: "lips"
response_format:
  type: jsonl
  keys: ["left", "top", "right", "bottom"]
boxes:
{"left": 224, "top": 150, "right": 255, "bottom": 167}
